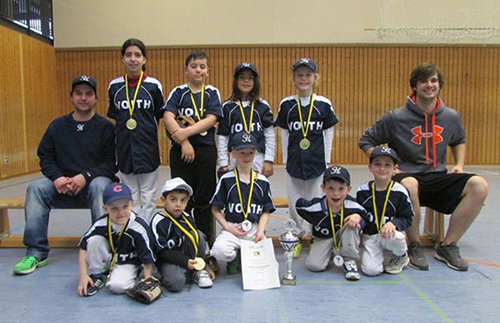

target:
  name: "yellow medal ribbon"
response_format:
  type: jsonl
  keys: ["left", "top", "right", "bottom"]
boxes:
{"left": 237, "top": 100, "right": 255, "bottom": 134}
{"left": 371, "top": 181, "right": 394, "bottom": 232}
{"left": 161, "top": 210, "right": 200, "bottom": 256}
{"left": 189, "top": 84, "right": 205, "bottom": 122}
{"left": 124, "top": 71, "right": 144, "bottom": 119}
{"left": 234, "top": 168, "right": 255, "bottom": 221}
{"left": 107, "top": 217, "right": 130, "bottom": 271}
{"left": 296, "top": 94, "right": 315, "bottom": 139}
{"left": 327, "top": 202, "right": 344, "bottom": 251}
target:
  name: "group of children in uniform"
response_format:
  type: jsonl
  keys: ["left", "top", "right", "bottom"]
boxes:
{"left": 25, "top": 37, "right": 415, "bottom": 297}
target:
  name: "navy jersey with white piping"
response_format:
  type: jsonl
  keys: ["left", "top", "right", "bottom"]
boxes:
{"left": 358, "top": 96, "right": 465, "bottom": 173}
{"left": 356, "top": 181, "right": 413, "bottom": 235}
{"left": 161, "top": 83, "right": 222, "bottom": 146}
{"left": 107, "top": 75, "right": 164, "bottom": 174}
{"left": 79, "top": 213, "right": 155, "bottom": 266}
{"left": 210, "top": 171, "right": 275, "bottom": 223}
{"left": 275, "top": 94, "right": 338, "bottom": 180}
{"left": 295, "top": 195, "right": 368, "bottom": 239}
{"left": 218, "top": 99, "right": 274, "bottom": 154}
{"left": 150, "top": 210, "right": 198, "bottom": 254}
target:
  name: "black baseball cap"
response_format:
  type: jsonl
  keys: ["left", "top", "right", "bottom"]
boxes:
{"left": 369, "top": 146, "right": 399, "bottom": 164}
{"left": 103, "top": 183, "right": 133, "bottom": 205}
{"left": 323, "top": 165, "right": 351, "bottom": 185}
{"left": 72, "top": 75, "right": 97, "bottom": 94}
{"left": 234, "top": 63, "right": 259, "bottom": 78}
{"left": 292, "top": 58, "right": 317, "bottom": 72}
{"left": 229, "top": 132, "right": 259, "bottom": 152}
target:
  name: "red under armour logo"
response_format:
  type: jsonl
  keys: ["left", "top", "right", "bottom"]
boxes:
{"left": 411, "top": 126, "right": 444, "bottom": 145}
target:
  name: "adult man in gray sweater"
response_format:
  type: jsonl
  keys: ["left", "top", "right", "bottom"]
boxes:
{"left": 359, "top": 63, "right": 489, "bottom": 272}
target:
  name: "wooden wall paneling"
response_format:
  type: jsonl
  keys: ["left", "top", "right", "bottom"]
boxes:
{"left": 0, "top": 29, "right": 24, "bottom": 178}
{"left": 51, "top": 46, "right": 500, "bottom": 166}
{"left": 22, "top": 36, "right": 58, "bottom": 173}
{"left": 0, "top": 27, "right": 58, "bottom": 179}
{"left": 463, "top": 47, "right": 474, "bottom": 164}
{"left": 492, "top": 48, "right": 500, "bottom": 162}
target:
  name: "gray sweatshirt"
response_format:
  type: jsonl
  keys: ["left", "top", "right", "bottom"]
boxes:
{"left": 359, "top": 96, "right": 466, "bottom": 173}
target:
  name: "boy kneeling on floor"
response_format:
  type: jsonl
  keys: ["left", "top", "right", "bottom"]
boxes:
{"left": 77, "top": 183, "right": 156, "bottom": 297}
{"left": 150, "top": 177, "right": 215, "bottom": 291}
{"left": 296, "top": 166, "right": 369, "bottom": 281}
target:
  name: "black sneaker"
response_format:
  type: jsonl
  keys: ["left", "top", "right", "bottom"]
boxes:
{"left": 408, "top": 242, "right": 430, "bottom": 270}
{"left": 86, "top": 274, "right": 106, "bottom": 296}
{"left": 435, "top": 243, "right": 468, "bottom": 271}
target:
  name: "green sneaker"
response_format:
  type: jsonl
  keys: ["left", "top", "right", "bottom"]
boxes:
{"left": 13, "top": 256, "right": 49, "bottom": 275}
{"left": 226, "top": 251, "right": 241, "bottom": 275}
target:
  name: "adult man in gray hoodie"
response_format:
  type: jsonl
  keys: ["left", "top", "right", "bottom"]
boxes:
{"left": 359, "top": 63, "right": 489, "bottom": 272}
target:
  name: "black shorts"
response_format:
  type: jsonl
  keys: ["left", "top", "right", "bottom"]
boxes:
{"left": 392, "top": 172, "right": 475, "bottom": 214}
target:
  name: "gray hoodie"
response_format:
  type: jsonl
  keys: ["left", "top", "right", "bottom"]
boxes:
{"left": 359, "top": 96, "right": 466, "bottom": 173}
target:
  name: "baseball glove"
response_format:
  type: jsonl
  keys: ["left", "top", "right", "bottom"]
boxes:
{"left": 126, "top": 276, "right": 162, "bottom": 304}
{"left": 166, "top": 115, "right": 196, "bottom": 140}
{"left": 176, "top": 115, "right": 196, "bottom": 128}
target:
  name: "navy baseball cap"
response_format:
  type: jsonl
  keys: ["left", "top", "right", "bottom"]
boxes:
{"left": 323, "top": 165, "right": 351, "bottom": 185}
{"left": 369, "top": 146, "right": 399, "bottom": 164}
{"left": 234, "top": 63, "right": 259, "bottom": 77}
{"left": 103, "top": 183, "right": 133, "bottom": 205}
{"left": 162, "top": 177, "right": 193, "bottom": 197}
{"left": 72, "top": 75, "right": 97, "bottom": 94}
{"left": 229, "top": 132, "right": 259, "bottom": 152}
{"left": 292, "top": 58, "right": 317, "bottom": 73}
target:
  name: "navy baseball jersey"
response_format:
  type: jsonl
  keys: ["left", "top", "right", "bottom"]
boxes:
{"left": 210, "top": 171, "right": 275, "bottom": 223}
{"left": 218, "top": 99, "right": 274, "bottom": 154}
{"left": 356, "top": 181, "right": 413, "bottom": 235}
{"left": 161, "top": 83, "right": 222, "bottom": 146}
{"left": 295, "top": 195, "right": 368, "bottom": 239}
{"left": 37, "top": 112, "right": 116, "bottom": 183}
{"left": 275, "top": 94, "right": 338, "bottom": 180}
{"left": 108, "top": 75, "right": 164, "bottom": 174}
{"left": 150, "top": 210, "right": 198, "bottom": 254}
{"left": 79, "top": 213, "right": 155, "bottom": 266}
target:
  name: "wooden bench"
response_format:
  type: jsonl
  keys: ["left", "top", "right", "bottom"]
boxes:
{"left": 0, "top": 196, "right": 290, "bottom": 248}
{"left": 0, "top": 196, "right": 443, "bottom": 248}
{"left": 420, "top": 208, "right": 445, "bottom": 247}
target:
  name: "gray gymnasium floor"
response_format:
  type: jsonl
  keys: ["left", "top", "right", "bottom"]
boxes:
{"left": 0, "top": 165, "right": 499, "bottom": 322}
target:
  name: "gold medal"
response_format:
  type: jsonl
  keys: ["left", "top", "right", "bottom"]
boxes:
{"left": 124, "top": 71, "right": 144, "bottom": 131}
{"left": 299, "top": 138, "right": 310, "bottom": 150}
{"left": 126, "top": 118, "right": 137, "bottom": 130}
{"left": 200, "top": 131, "right": 208, "bottom": 136}
{"left": 193, "top": 257, "right": 206, "bottom": 271}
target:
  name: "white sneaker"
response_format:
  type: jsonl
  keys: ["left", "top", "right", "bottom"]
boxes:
{"left": 343, "top": 260, "right": 360, "bottom": 281}
{"left": 193, "top": 270, "right": 213, "bottom": 288}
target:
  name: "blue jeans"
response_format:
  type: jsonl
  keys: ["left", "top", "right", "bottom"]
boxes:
{"left": 23, "top": 176, "right": 112, "bottom": 259}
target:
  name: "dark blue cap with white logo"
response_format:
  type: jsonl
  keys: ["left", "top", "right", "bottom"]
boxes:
{"left": 234, "top": 63, "right": 259, "bottom": 77}
{"left": 229, "top": 132, "right": 259, "bottom": 152}
{"left": 323, "top": 165, "right": 351, "bottom": 185}
{"left": 292, "top": 58, "right": 317, "bottom": 72}
{"left": 369, "top": 146, "right": 399, "bottom": 164}
{"left": 72, "top": 75, "right": 97, "bottom": 94}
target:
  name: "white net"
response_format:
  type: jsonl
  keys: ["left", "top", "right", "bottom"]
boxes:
{"left": 375, "top": 0, "right": 500, "bottom": 44}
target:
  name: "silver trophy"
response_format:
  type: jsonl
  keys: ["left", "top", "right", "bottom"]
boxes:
{"left": 279, "top": 219, "right": 300, "bottom": 285}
